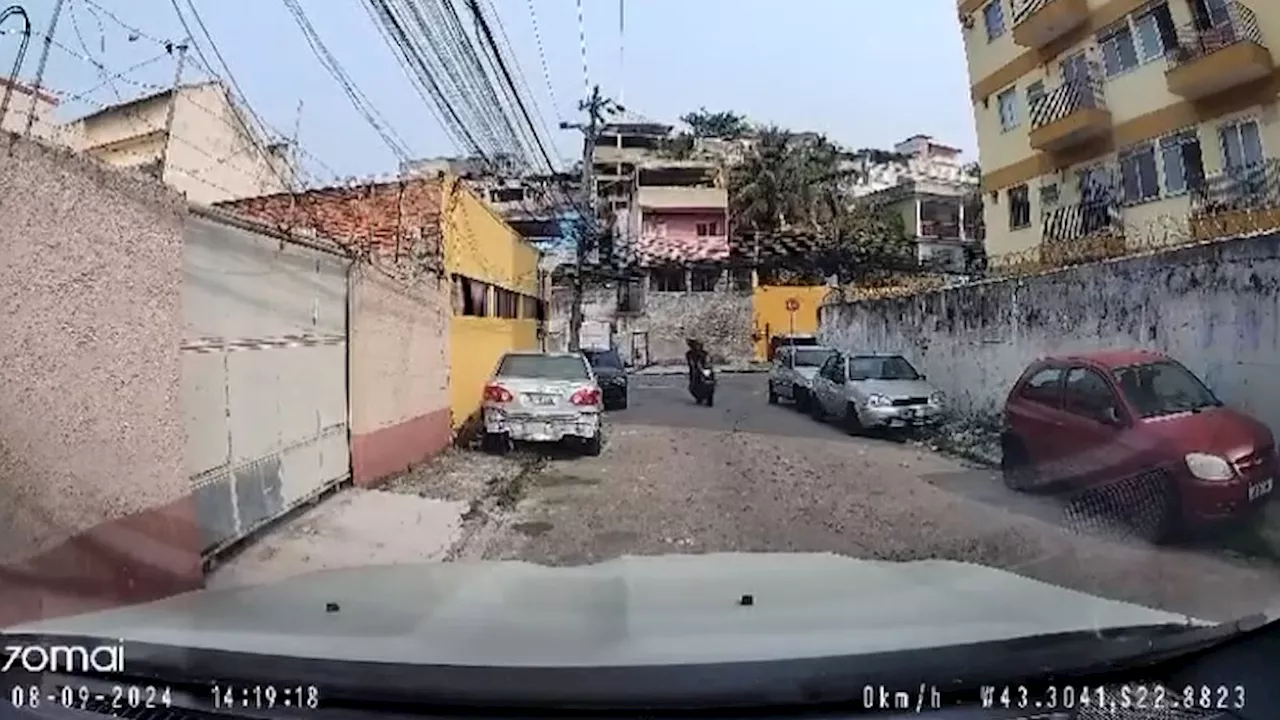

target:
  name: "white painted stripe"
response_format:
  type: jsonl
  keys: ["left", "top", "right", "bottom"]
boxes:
{"left": 181, "top": 334, "right": 346, "bottom": 353}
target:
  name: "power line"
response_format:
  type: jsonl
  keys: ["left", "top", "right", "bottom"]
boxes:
{"left": 523, "top": 0, "right": 561, "bottom": 125}
{"left": 278, "top": 0, "right": 412, "bottom": 162}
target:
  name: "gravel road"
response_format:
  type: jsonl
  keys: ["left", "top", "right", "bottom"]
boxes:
{"left": 457, "top": 374, "right": 1280, "bottom": 622}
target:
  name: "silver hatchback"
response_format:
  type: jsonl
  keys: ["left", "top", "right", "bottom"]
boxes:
{"left": 808, "top": 352, "right": 945, "bottom": 432}
{"left": 481, "top": 351, "right": 604, "bottom": 455}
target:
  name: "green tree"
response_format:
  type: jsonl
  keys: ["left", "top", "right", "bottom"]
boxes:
{"left": 729, "top": 127, "right": 915, "bottom": 282}
{"left": 680, "top": 107, "right": 750, "bottom": 139}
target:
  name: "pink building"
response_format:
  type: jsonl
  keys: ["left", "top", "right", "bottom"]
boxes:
{"left": 629, "top": 161, "right": 730, "bottom": 266}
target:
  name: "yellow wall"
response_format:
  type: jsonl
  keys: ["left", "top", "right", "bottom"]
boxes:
{"left": 752, "top": 285, "right": 831, "bottom": 361}
{"left": 441, "top": 178, "right": 544, "bottom": 427}
{"left": 960, "top": 0, "right": 1280, "bottom": 263}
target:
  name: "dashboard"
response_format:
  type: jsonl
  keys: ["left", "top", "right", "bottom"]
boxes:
{"left": 1, "top": 618, "right": 1275, "bottom": 720}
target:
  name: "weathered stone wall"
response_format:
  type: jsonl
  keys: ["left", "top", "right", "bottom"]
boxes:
{"left": 548, "top": 280, "right": 754, "bottom": 365}
{"left": 819, "top": 234, "right": 1280, "bottom": 437}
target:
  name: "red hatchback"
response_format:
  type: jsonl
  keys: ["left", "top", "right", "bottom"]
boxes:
{"left": 1000, "top": 350, "right": 1276, "bottom": 542}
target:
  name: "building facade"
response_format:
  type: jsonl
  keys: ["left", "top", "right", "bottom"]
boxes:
{"left": 0, "top": 78, "right": 60, "bottom": 144}
{"left": 60, "top": 81, "right": 296, "bottom": 205}
{"left": 960, "top": 0, "right": 1280, "bottom": 267}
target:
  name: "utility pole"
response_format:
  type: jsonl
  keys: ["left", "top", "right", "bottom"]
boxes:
{"left": 560, "top": 84, "right": 621, "bottom": 352}
{"left": 23, "top": 0, "right": 65, "bottom": 138}
{"left": 156, "top": 40, "right": 189, "bottom": 181}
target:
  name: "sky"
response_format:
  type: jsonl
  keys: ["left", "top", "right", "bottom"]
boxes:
{"left": 2, "top": 0, "right": 978, "bottom": 184}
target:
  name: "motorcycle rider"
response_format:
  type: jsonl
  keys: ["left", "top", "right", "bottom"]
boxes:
{"left": 685, "top": 338, "right": 710, "bottom": 395}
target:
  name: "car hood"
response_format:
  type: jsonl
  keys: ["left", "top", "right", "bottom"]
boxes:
{"left": 794, "top": 367, "right": 820, "bottom": 381}
{"left": 849, "top": 378, "right": 936, "bottom": 398}
{"left": 1140, "top": 406, "right": 1274, "bottom": 460}
{"left": 5, "top": 553, "right": 1208, "bottom": 667}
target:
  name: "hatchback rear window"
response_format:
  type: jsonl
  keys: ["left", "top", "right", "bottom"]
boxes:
{"left": 497, "top": 354, "right": 590, "bottom": 380}
{"left": 1114, "top": 360, "right": 1222, "bottom": 418}
{"left": 792, "top": 348, "right": 834, "bottom": 367}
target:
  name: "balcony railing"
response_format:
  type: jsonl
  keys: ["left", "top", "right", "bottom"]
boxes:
{"left": 1029, "top": 70, "right": 1110, "bottom": 152}
{"left": 1040, "top": 199, "right": 1126, "bottom": 267}
{"left": 1193, "top": 160, "right": 1280, "bottom": 212}
{"left": 1042, "top": 199, "right": 1123, "bottom": 243}
{"left": 1165, "top": 2, "right": 1272, "bottom": 99}
{"left": 919, "top": 219, "right": 961, "bottom": 239}
{"left": 1190, "top": 160, "right": 1280, "bottom": 240}
{"left": 1012, "top": 0, "right": 1089, "bottom": 48}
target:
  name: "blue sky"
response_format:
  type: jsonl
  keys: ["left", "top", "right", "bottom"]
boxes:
{"left": 3, "top": 0, "right": 977, "bottom": 182}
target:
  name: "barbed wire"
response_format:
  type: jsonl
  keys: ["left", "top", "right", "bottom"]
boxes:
{"left": 820, "top": 207, "right": 1280, "bottom": 304}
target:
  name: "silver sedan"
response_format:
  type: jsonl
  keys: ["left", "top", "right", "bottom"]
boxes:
{"left": 481, "top": 351, "right": 604, "bottom": 455}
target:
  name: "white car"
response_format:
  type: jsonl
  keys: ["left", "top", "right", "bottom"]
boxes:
{"left": 767, "top": 345, "right": 836, "bottom": 413}
{"left": 481, "top": 351, "right": 604, "bottom": 455}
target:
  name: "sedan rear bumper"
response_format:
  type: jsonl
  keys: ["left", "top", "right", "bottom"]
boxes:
{"left": 484, "top": 409, "right": 600, "bottom": 442}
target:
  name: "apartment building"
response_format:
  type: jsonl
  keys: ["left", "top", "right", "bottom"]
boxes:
{"left": 960, "top": 0, "right": 1280, "bottom": 267}
{"left": 60, "top": 81, "right": 296, "bottom": 205}
{"left": 0, "top": 78, "right": 60, "bottom": 144}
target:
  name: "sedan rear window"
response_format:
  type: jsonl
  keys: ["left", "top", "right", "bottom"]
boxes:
{"left": 583, "top": 349, "right": 622, "bottom": 369}
{"left": 497, "top": 354, "right": 590, "bottom": 380}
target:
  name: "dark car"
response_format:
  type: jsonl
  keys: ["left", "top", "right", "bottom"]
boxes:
{"left": 582, "top": 348, "right": 629, "bottom": 410}
{"left": 1000, "top": 349, "right": 1275, "bottom": 543}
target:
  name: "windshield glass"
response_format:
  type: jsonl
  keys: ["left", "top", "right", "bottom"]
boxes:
{"left": 497, "top": 354, "right": 590, "bottom": 380}
{"left": 22, "top": 2, "right": 1280, "bottom": 693}
{"left": 1114, "top": 361, "right": 1222, "bottom": 418}
{"left": 848, "top": 355, "right": 921, "bottom": 381}
{"left": 583, "top": 349, "right": 622, "bottom": 369}
{"left": 792, "top": 348, "right": 834, "bottom": 367}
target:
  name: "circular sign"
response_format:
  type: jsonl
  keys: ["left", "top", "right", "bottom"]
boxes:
{"left": 785, "top": 298, "right": 800, "bottom": 312}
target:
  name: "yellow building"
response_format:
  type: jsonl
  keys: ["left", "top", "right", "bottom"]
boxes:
{"left": 959, "top": 0, "right": 1280, "bottom": 268}
{"left": 752, "top": 285, "right": 831, "bottom": 361}
{"left": 441, "top": 178, "right": 545, "bottom": 427}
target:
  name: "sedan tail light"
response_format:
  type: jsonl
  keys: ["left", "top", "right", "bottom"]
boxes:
{"left": 484, "top": 384, "right": 513, "bottom": 403}
{"left": 570, "top": 387, "right": 601, "bottom": 406}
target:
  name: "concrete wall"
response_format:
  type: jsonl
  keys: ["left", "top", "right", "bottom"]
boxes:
{"left": 819, "top": 233, "right": 1280, "bottom": 437}
{"left": 349, "top": 265, "right": 452, "bottom": 485}
{"left": 442, "top": 179, "right": 543, "bottom": 427}
{"left": 548, "top": 276, "right": 754, "bottom": 366}
{"left": 0, "top": 134, "right": 200, "bottom": 627}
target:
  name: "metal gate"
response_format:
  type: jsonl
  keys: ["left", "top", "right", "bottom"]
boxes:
{"left": 182, "top": 211, "right": 351, "bottom": 557}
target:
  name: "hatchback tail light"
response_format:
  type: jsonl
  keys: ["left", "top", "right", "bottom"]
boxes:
{"left": 570, "top": 387, "right": 601, "bottom": 406}
{"left": 484, "top": 384, "right": 513, "bottom": 403}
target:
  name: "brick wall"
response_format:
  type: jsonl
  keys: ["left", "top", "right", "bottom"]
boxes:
{"left": 216, "top": 178, "right": 444, "bottom": 258}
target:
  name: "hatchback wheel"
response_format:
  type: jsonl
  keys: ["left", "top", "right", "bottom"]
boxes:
{"left": 1123, "top": 471, "right": 1180, "bottom": 544}
{"left": 843, "top": 402, "right": 864, "bottom": 435}
{"left": 793, "top": 386, "right": 808, "bottom": 411}
{"left": 767, "top": 384, "right": 778, "bottom": 404}
{"left": 1000, "top": 434, "right": 1035, "bottom": 491}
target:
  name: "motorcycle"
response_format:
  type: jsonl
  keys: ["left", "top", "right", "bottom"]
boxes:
{"left": 691, "top": 366, "right": 716, "bottom": 406}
